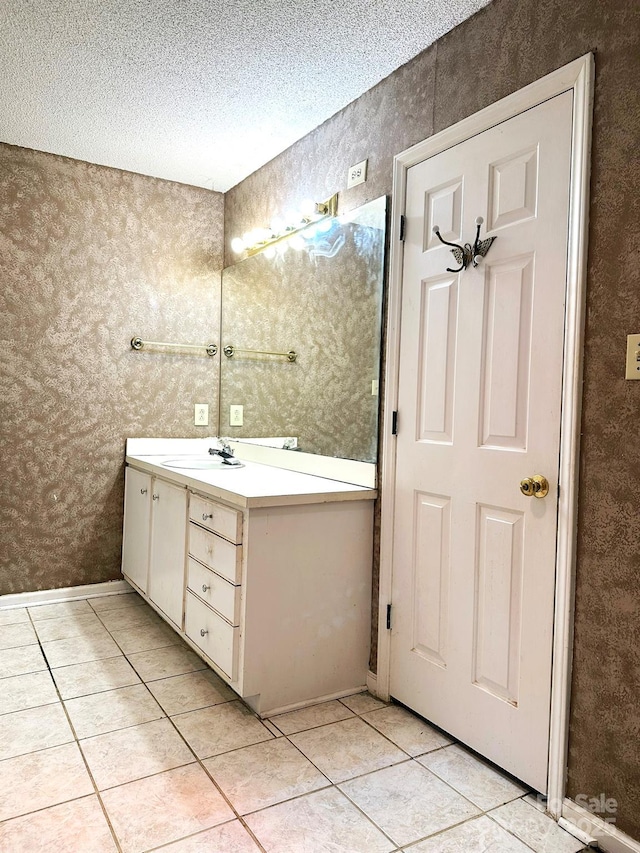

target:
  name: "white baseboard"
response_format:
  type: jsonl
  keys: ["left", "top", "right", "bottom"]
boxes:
{"left": 0, "top": 579, "right": 133, "bottom": 610}
{"left": 366, "top": 670, "right": 378, "bottom": 696}
{"left": 256, "top": 685, "right": 368, "bottom": 718}
{"left": 563, "top": 798, "right": 640, "bottom": 853}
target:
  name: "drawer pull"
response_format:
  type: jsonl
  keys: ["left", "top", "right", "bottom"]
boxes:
{"left": 202, "top": 513, "right": 213, "bottom": 521}
{"left": 200, "top": 628, "right": 208, "bottom": 637}
{"left": 152, "top": 494, "right": 160, "bottom": 501}
{"left": 140, "top": 488, "right": 148, "bottom": 495}
{"left": 202, "top": 584, "right": 210, "bottom": 593}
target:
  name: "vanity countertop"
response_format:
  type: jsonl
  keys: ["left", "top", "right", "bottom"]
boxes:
{"left": 126, "top": 441, "right": 377, "bottom": 510}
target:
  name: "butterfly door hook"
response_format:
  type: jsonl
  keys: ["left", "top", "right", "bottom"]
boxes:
{"left": 432, "top": 217, "right": 496, "bottom": 273}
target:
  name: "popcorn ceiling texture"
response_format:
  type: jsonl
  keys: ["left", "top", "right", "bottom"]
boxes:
{"left": 0, "top": 144, "right": 224, "bottom": 595}
{"left": 225, "top": 0, "right": 640, "bottom": 839}
{"left": 0, "top": 0, "right": 490, "bottom": 191}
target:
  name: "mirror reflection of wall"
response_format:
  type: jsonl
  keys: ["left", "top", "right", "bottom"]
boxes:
{"left": 220, "top": 196, "right": 387, "bottom": 462}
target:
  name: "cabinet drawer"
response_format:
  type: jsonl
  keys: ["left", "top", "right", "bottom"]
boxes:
{"left": 185, "top": 591, "right": 238, "bottom": 681}
{"left": 190, "top": 494, "right": 242, "bottom": 544}
{"left": 189, "top": 523, "right": 242, "bottom": 585}
{"left": 187, "top": 557, "right": 240, "bottom": 626}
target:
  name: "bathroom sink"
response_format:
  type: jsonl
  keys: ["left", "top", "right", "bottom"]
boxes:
{"left": 161, "top": 457, "right": 244, "bottom": 470}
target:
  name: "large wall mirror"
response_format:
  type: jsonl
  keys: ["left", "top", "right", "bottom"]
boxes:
{"left": 219, "top": 196, "right": 387, "bottom": 462}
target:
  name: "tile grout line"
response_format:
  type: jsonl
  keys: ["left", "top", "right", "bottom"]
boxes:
{"left": 29, "top": 605, "right": 126, "bottom": 853}
{"left": 107, "top": 616, "right": 271, "bottom": 853}
{"left": 83, "top": 597, "right": 260, "bottom": 852}
{"left": 278, "top": 731, "right": 402, "bottom": 850}
{"left": 6, "top": 597, "right": 588, "bottom": 853}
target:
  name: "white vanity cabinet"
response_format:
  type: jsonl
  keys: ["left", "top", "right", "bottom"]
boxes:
{"left": 122, "top": 469, "right": 187, "bottom": 629}
{"left": 122, "top": 448, "right": 376, "bottom": 717}
{"left": 147, "top": 479, "right": 187, "bottom": 628}
{"left": 184, "top": 494, "right": 243, "bottom": 680}
{"left": 122, "top": 467, "right": 151, "bottom": 593}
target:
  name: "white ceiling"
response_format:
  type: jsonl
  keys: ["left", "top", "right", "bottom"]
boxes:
{"left": 0, "top": 0, "right": 490, "bottom": 192}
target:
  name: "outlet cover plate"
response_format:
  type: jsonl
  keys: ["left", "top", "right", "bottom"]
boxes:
{"left": 230, "top": 404, "right": 243, "bottom": 426}
{"left": 347, "top": 158, "right": 367, "bottom": 189}
{"left": 194, "top": 403, "right": 209, "bottom": 426}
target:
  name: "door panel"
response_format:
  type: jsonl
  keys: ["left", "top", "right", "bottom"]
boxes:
{"left": 390, "top": 91, "right": 574, "bottom": 793}
{"left": 472, "top": 504, "right": 524, "bottom": 705}
{"left": 412, "top": 491, "right": 451, "bottom": 669}
{"left": 418, "top": 276, "right": 458, "bottom": 443}
{"left": 479, "top": 254, "right": 534, "bottom": 449}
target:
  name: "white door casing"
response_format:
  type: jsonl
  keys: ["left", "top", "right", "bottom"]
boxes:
{"left": 390, "top": 91, "right": 572, "bottom": 794}
{"left": 378, "top": 55, "right": 593, "bottom": 812}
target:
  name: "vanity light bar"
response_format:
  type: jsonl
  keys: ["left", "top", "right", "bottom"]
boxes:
{"left": 232, "top": 193, "right": 338, "bottom": 257}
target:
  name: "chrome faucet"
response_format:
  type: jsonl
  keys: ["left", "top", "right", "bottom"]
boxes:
{"left": 208, "top": 439, "right": 240, "bottom": 464}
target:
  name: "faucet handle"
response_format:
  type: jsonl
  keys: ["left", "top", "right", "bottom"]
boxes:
{"left": 218, "top": 437, "right": 233, "bottom": 455}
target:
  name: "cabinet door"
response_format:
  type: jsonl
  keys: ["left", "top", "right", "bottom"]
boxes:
{"left": 122, "top": 468, "right": 151, "bottom": 593}
{"left": 148, "top": 478, "right": 187, "bottom": 627}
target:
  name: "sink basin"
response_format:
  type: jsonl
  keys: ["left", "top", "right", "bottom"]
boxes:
{"left": 161, "top": 457, "right": 244, "bottom": 470}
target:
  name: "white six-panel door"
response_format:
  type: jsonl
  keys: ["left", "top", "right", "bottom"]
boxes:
{"left": 390, "top": 91, "right": 574, "bottom": 793}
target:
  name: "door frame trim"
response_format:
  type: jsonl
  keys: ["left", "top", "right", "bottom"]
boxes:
{"left": 378, "top": 53, "right": 594, "bottom": 816}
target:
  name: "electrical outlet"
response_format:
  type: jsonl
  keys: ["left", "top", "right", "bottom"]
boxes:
{"left": 230, "top": 404, "right": 243, "bottom": 426}
{"left": 371, "top": 379, "right": 379, "bottom": 396}
{"left": 347, "top": 158, "right": 368, "bottom": 189}
{"left": 194, "top": 403, "right": 209, "bottom": 426}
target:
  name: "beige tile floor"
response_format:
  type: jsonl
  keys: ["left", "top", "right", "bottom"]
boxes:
{"left": 0, "top": 592, "right": 590, "bottom": 853}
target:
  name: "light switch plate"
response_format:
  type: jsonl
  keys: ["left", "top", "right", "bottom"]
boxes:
{"left": 194, "top": 403, "right": 208, "bottom": 426}
{"left": 347, "top": 158, "right": 368, "bottom": 189}
{"left": 625, "top": 334, "right": 640, "bottom": 379}
{"left": 230, "top": 404, "right": 243, "bottom": 426}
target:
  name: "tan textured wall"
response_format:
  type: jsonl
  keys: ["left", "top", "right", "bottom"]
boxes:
{"left": 0, "top": 144, "right": 224, "bottom": 596}
{"left": 225, "top": 0, "right": 640, "bottom": 838}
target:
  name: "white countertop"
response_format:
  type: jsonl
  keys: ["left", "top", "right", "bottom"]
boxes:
{"left": 125, "top": 440, "right": 377, "bottom": 509}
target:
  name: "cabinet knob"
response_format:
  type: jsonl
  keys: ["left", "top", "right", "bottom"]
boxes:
{"left": 152, "top": 494, "right": 160, "bottom": 501}
{"left": 200, "top": 628, "right": 208, "bottom": 637}
{"left": 140, "top": 488, "right": 147, "bottom": 495}
{"left": 202, "top": 584, "right": 210, "bottom": 593}
{"left": 202, "top": 513, "right": 213, "bottom": 521}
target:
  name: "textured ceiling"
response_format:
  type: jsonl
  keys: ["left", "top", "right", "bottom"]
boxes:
{"left": 0, "top": 0, "right": 490, "bottom": 191}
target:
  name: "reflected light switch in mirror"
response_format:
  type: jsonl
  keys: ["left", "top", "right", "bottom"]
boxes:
{"left": 625, "top": 334, "right": 640, "bottom": 379}
{"left": 230, "top": 405, "right": 243, "bottom": 426}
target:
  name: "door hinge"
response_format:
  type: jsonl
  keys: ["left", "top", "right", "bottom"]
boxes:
{"left": 392, "top": 410, "right": 398, "bottom": 435}
{"left": 386, "top": 603, "right": 392, "bottom": 630}
{"left": 399, "top": 215, "right": 406, "bottom": 242}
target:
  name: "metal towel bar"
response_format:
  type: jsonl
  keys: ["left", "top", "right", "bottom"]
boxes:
{"left": 130, "top": 337, "right": 217, "bottom": 356}
{"left": 223, "top": 345, "right": 297, "bottom": 362}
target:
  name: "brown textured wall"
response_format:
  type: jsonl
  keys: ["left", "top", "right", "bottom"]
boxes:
{"left": 0, "top": 144, "right": 223, "bottom": 596}
{"left": 224, "top": 0, "right": 640, "bottom": 838}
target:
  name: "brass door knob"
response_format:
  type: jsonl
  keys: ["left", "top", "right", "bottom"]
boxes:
{"left": 520, "top": 475, "right": 549, "bottom": 498}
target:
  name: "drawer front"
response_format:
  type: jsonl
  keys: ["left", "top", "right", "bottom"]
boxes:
{"left": 187, "top": 557, "right": 240, "bottom": 626}
{"left": 189, "top": 523, "right": 242, "bottom": 584}
{"left": 185, "top": 591, "right": 238, "bottom": 680}
{"left": 190, "top": 494, "right": 242, "bottom": 544}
